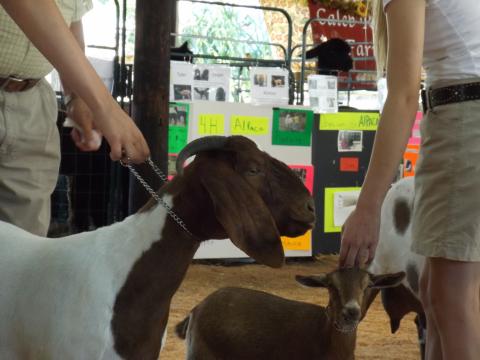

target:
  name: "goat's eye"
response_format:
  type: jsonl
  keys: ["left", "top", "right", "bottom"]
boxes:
{"left": 246, "top": 168, "right": 261, "bottom": 176}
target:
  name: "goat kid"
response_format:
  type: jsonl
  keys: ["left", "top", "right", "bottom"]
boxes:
{"left": 0, "top": 136, "right": 315, "bottom": 360}
{"left": 176, "top": 268, "right": 405, "bottom": 360}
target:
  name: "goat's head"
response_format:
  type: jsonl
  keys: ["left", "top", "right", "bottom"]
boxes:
{"left": 306, "top": 38, "right": 353, "bottom": 75}
{"left": 296, "top": 269, "right": 405, "bottom": 332}
{"left": 167, "top": 136, "right": 315, "bottom": 268}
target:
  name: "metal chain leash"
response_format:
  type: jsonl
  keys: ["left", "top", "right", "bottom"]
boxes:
{"left": 121, "top": 157, "right": 193, "bottom": 237}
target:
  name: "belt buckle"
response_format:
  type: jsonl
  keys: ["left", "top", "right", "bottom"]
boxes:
{"left": 421, "top": 88, "right": 432, "bottom": 114}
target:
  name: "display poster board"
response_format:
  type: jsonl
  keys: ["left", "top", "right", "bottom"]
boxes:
{"left": 312, "top": 111, "right": 379, "bottom": 254}
{"left": 250, "top": 67, "right": 289, "bottom": 105}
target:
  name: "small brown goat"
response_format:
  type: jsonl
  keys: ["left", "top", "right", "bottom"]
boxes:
{"left": 175, "top": 268, "right": 405, "bottom": 360}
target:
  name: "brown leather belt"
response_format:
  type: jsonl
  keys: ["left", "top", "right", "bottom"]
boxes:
{"left": 0, "top": 76, "right": 41, "bottom": 92}
{"left": 421, "top": 81, "right": 480, "bottom": 113}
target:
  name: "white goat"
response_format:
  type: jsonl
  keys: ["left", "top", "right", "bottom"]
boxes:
{"left": 175, "top": 268, "right": 404, "bottom": 360}
{"left": 0, "top": 136, "right": 315, "bottom": 360}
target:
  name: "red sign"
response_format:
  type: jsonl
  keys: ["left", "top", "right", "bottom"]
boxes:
{"left": 340, "top": 157, "right": 359, "bottom": 172}
{"left": 307, "top": 2, "right": 376, "bottom": 89}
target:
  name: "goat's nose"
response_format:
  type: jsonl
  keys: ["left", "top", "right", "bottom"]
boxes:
{"left": 306, "top": 198, "right": 315, "bottom": 214}
{"left": 342, "top": 306, "right": 360, "bottom": 321}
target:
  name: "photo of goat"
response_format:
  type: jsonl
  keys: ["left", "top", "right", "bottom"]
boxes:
{"left": 173, "top": 84, "right": 192, "bottom": 100}
{"left": 168, "top": 105, "right": 188, "bottom": 127}
{"left": 194, "top": 87, "right": 209, "bottom": 100}
{"left": 253, "top": 73, "right": 267, "bottom": 87}
{"left": 271, "top": 75, "right": 286, "bottom": 88}
{"left": 279, "top": 111, "right": 307, "bottom": 132}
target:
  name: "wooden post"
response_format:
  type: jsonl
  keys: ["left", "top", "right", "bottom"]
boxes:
{"left": 129, "top": 0, "right": 176, "bottom": 213}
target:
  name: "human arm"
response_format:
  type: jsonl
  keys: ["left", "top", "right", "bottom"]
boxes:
{"left": 62, "top": 20, "right": 101, "bottom": 152}
{"left": 339, "top": 0, "right": 426, "bottom": 268}
{"left": 0, "top": 0, "right": 149, "bottom": 162}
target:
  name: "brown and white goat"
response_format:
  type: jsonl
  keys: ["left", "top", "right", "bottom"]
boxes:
{"left": 0, "top": 136, "right": 315, "bottom": 360}
{"left": 175, "top": 268, "right": 405, "bottom": 360}
{"left": 369, "top": 176, "right": 426, "bottom": 359}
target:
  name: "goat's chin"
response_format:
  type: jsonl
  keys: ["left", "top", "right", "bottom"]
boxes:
{"left": 280, "top": 222, "right": 313, "bottom": 238}
{"left": 335, "top": 320, "right": 359, "bottom": 334}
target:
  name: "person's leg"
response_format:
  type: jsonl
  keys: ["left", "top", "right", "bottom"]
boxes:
{"left": 0, "top": 80, "right": 60, "bottom": 236}
{"left": 425, "top": 257, "right": 480, "bottom": 360}
{"left": 419, "top": 259, "right": 443, "bottom": 360}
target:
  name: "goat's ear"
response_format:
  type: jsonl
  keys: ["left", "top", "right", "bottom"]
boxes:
{"left": 295, "top": 274, "right": 329, "bottom": 288}
{"left": 368, "top": 271, "right": 405, "bottom": 289}
{"left": 201, "top": 164, "right": 284, "bottom": 268}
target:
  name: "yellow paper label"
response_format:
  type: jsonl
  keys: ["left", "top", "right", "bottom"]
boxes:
{"left": 230, "top": 115, "right": 269, "bottom": 135}
{"left": 324, "top": 187, "right": 361, "bottom": 233}
{"left": 281, "top": 231, "right": 311, "bottom": 251}
{"left": 320, "top": 112, "right": 380, "bottom": 131}
{"left": 198, "top": 114, "right": 225, "bottom": 135}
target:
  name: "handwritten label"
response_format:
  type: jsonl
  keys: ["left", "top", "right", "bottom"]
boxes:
{"left": 320, "top": 112, "right": 380, "bottom": 131}
{"left": 281, "top": 231, "right": 311, "bottom": 251}
{"left": 230, "top": 115, "right": 269, "bottom": 135}
{"left": 198, "top": 114, "right": 225, "bottom": 135}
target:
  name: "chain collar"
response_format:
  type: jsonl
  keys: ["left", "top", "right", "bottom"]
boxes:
{"left": 121, "top": 158, "right": 194, "bottom": 238}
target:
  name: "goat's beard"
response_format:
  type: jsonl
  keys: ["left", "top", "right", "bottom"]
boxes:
{"left": 334, "top": 319, "right": 359, "bottom": 334}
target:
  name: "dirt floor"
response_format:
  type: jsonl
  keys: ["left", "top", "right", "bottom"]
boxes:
{"left": 162, "top": 255, "right": 421, "bottom": 359}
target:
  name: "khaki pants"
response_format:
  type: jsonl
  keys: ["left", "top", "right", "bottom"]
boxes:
{"left": 412, "top": 78, "right": 480, "bottom": 261}
{"left": 0, "top": 79, "right": 61, "bottom": 236}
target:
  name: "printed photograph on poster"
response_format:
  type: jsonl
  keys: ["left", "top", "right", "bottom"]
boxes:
{"left": 324, "top": 187, "right": 361, "bottom": 233}
{"left": 194, "top": 68, "right": 209, "bottom": 81}
{"left": 168, "top": 102, "right": 189, "bottom": 154}
{"left": 337, "top": 130, "right": 363, "bottom": 152}
{"left": 170, "top": 61, "right": 194, "bottom": 101}
{"left": 250, "top": 67, "right": 289, "bottom": 105}
{"left": 193, "top": 64, "right": 231, "bottom": 102}
{"left": 253, "top": 73, "right": 267, "bottom": 87}
{"left": 271, "top": 75, "right": 286, "bottom": 88}
{"left": 289, "top": 165, "right": 314, "bottom": 194}
{"left": 279, "top": 111, "right": 307, "bottom": 132}
{"left": 272, "top": 108, "right": 314, "bottom": 146}
{"left": 168, "top": 103, "right": 188, "bottom": 127}
{"left": 194, "top": 87, "right": 209, "bottom": 100}
{"left": 173, "top": 84, "right": 192, "bottom": 100}
{"left": 333, "top": 190, "right": 360, "bottom": 227}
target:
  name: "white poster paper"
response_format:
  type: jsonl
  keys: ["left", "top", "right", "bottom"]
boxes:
{"left": 308, "top": 74, "right": 338, "bottom": 113}
{"left": 170, "top": 61, "right": 194, "bottom": 101}
{"left": 333, "top": 190, "right": 360, "bottom": 227}
{"left": 250, "top": 67, "right": 289, "bottom": 106}
{"left": 193, "top": 64, "right": 231, "bottom": 102}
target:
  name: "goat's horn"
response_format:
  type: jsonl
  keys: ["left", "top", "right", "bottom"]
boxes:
{"left": 176, "top": 136, "right": 228, "bottom": 175}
